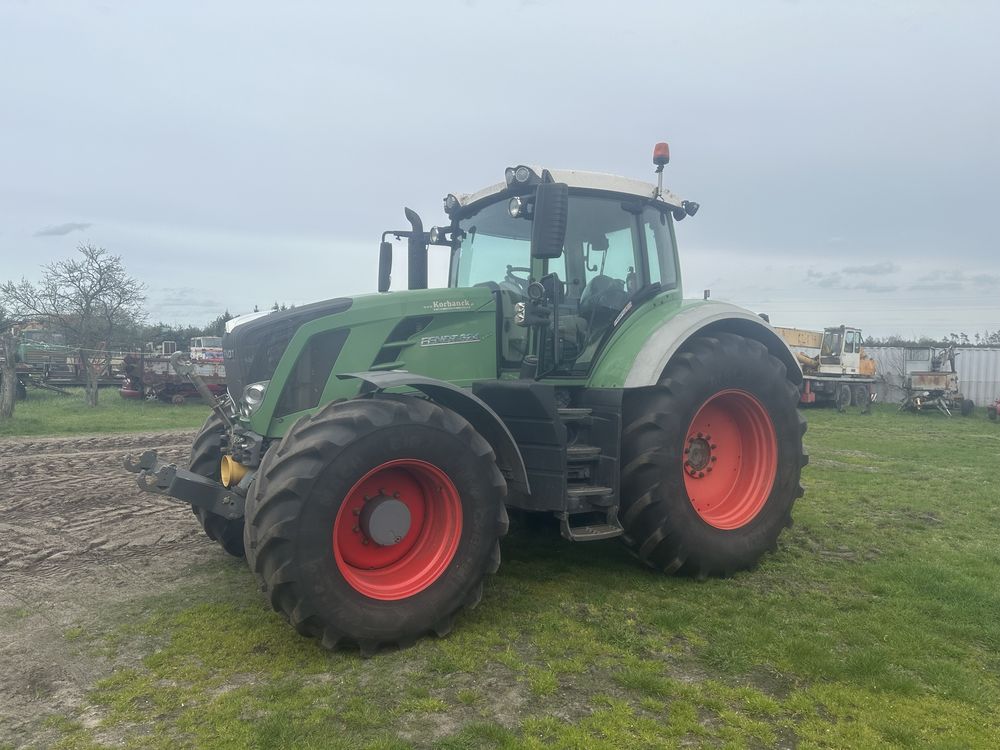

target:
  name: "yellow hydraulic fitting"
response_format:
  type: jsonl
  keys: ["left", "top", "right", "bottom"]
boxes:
{"left": 221, "top": 455, "right": 248, "bottom": 487}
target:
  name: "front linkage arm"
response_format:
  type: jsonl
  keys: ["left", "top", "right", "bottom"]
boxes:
{"left": 124, "top": 450, "right": 245, "bottom": 520}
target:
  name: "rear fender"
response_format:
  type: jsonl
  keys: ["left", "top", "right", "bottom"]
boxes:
{"left": 623, "top": 302, "right": 802, "bottom": 387}
{"left": 338, "top": 371, "right": 530, "bottom": 494}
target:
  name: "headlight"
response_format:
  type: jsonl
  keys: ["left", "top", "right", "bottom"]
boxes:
{"left": 508, "top": 197, "right": 524, "bottom": 218}
{"left": 242, "top": 380, "right": 269, "bottom": 416}
{"left": 514, "top": 165, "right": 531, "bottom": 183}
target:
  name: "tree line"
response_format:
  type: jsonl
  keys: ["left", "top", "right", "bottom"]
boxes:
{"left": 864, "top": 332, "right": 1000, "bottom": 348}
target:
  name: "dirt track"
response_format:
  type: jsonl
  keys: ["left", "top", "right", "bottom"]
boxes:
{"left": 0, "top": 430, "right": 226, "bottom": 746}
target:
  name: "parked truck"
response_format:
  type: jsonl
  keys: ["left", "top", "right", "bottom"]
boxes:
{"left": 125, "top": 145, "right": 807, "bottom": 653}
{"left": 774, "top": 325, "right": 876, "bottom": 411}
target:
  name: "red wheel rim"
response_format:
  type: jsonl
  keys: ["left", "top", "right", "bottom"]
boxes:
{"left": 332, "top": 459, "right": 462, "bottom": 600}
{"left": 682, "top": 389, "right": 778, "bottom": 530}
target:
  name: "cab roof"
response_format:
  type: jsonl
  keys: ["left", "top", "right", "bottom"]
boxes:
{"left": 454, "top": 168, "right": 687, "bottom": 211}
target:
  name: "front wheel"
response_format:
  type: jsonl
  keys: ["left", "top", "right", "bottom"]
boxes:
{"left": 244, "top": 396, "right": 508, "bottom": 653}
{"left": 620, "top": 333, "right": 807, "bottom": 577}
{"left": 188, "top": 413, "right": 245, "bottom": 557}
{"left": 961, "top": 399, "right": 974, "bottom": 417}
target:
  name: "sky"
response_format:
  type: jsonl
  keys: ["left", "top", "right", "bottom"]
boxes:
{"left": 1, "top": 0, "right": 998, "bottom": 339}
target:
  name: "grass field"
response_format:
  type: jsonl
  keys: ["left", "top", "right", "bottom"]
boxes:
{"left": 0, "top": 386, "right": 209, "bottom": 437}
{"left": 14, "top": 405, "right": 1000, "bottom": 748}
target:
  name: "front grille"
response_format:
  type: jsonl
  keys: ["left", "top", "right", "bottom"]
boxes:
{"left": 223, "top": 297, "right": 352, "bottom": 401}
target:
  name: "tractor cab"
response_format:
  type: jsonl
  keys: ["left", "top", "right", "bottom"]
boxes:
{"left": 379, "top": 150, "right": 698, "bottom": 380}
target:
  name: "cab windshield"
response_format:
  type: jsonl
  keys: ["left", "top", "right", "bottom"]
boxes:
{"left": 450, "top": 192, "right": 678, "bottom": 374}
{"left": 452, "top": 200, "right": 530, "bottom": 292}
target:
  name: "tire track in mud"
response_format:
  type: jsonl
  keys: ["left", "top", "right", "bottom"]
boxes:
{"left": 0, "top": 431, "right": 206, "bottom": 582}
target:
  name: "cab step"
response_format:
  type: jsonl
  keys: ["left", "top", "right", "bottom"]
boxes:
{"left": 566, "top": 444, "right": 601, "bottom": 461}
{"left": 567, "top": 484, "right": 613, "bottom": 497}
{"left": 557, "top": 407, "right": 592, "bottom": 422}
{"left": 558, "top": 510, "right": 624, "bottom": 542}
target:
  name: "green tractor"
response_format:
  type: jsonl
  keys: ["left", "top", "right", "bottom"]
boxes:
{"left": 127, "top": 144, "right": 807, "bottom": 653}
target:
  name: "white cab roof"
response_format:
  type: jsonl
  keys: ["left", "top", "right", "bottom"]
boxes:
{"left": 455, "top": 168, "right": 687, "bottom": 211}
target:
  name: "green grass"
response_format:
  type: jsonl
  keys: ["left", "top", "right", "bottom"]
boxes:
{"left": 0, "top": 386, "right": 210, "bottom": 437}
{"left": 41, "top": 406, "right": 1000, "bottom": 747}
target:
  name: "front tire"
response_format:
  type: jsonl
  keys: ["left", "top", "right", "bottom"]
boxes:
{"left": 620, "top": 333, "right": 807, "bottom": 577}
{"left": 188, "top": 413, "right": 245, "bottom": 557}
{"left": 244, "top": 396, "right": 508, "bottom": 653}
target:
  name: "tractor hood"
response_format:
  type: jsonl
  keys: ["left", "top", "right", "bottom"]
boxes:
{"left": 223, "top": 297, "right": 354, "bottom": 401}
{"left": 225, "top": 287, "right": 499, "bottom": 436}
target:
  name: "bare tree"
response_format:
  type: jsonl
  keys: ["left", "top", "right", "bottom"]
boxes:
{"left": 1, "top": 244, "right": 146, "bottom": 407}
{"left": 0, "top": 304, "right": 21, "bottom": 420}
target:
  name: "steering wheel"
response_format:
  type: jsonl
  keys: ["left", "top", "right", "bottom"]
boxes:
{"left": 503, "top": 265, "right": 532, "bottom": 294}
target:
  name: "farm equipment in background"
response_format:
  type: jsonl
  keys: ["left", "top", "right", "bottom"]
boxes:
{"left": 120, "top": 339, "right": 227, "bottom": 404}
{"left": 898, "top": 345, "right": 975, "bottom": 416}
{"left": 774, "top": 325, "right": 877, "bottom": 411}
{"left": 126, "top": 145, "right": 807, "bottom": 653}
{"left": 13, "top": 325, "right": 124, "bottom": 391}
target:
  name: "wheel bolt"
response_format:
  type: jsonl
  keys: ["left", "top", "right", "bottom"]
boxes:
{"left": 711, "top": 456, "right": 717, "bottom": 462}
{"left": 698, "top": 471, "right": 705, "bottom": 478}
{"left": 684, "top": 448, "right": 690, "bottom": 454}
{"left": 707, "top": 467, "right": 713, "bottom": 473}
{"left": 711, "top": 444, "right": 717, "bottom": 450}
{"left": 362, "top": 538, "right": 369, "bottom": 545}
{"left": 352, "top": 525, "right": 359, "bottom": 533}
{"left": 352, "top": 508, "right": 361, "bottom": 515}
{"left": 697, "top": 432, "right": 703, "bottom": 438}
{"left": 393, "top": 491, "right": 400, "bottom": 499}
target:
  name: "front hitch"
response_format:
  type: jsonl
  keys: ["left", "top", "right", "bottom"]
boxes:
{"left": 124, "top": 450, "right": 245, "bottom": 520}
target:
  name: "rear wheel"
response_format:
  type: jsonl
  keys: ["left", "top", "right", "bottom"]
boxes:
{"left": 852, "top": 384, "right": 872, "bottom": 414}
{"left": 961, "top": 399, "right": 974, "bottom": 417}
{"left": 244, "top": 396, "right": 508, "bottom": 653}
{"left": 188, "top": 413, "right": 245, "bottom": 557}
{"left": 620, "top": 333, "right": 806, "bottom": 577}
{"left": 835, "top": 383, "right": 852, "bottom": 412}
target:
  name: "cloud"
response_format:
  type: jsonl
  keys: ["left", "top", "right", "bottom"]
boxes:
{"left": 805, "top": 268, "right": 898, "bottom": 294}
{"left": 805, "top": 269, "right": 844, "bottom": 288}
{"left": 854, "top": 281, "right": 899, "bottom": 293}
{"left": 34, "top": 222, "right": 92, "bottom": 237}
{"left": 842, "top": 261, "right": 899, "bottom": 275}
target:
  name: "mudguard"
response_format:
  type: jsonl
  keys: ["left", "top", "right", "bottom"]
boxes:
{"left": 338, "top": 371, "right": 531, "bottom": 494}
{"left": 623, "top": 301, "right": 802, "bottom": 387}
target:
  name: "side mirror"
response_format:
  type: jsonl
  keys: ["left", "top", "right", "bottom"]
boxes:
{"left": 378, "top": 241, "right": 392, "bottom": 293}
{"left": 530, "top": 182, "right": 568, "bottom": 259}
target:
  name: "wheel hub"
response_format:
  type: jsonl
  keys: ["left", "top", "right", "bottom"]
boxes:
{"left": 358, "top": 494, "right": 412, "bottom": 546}
{"left": 684, "top": 433, "right": 717, "bottom": 478}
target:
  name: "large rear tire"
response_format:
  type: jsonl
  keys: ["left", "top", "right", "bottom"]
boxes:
{"left": 188, "top": 413, "right": 245, "bottom": 557}
{"left": 244, "top": 395, "right": 508, "bottom": 654}
{"left": 620, "top": 333, "right": 807, "bottom": 577}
